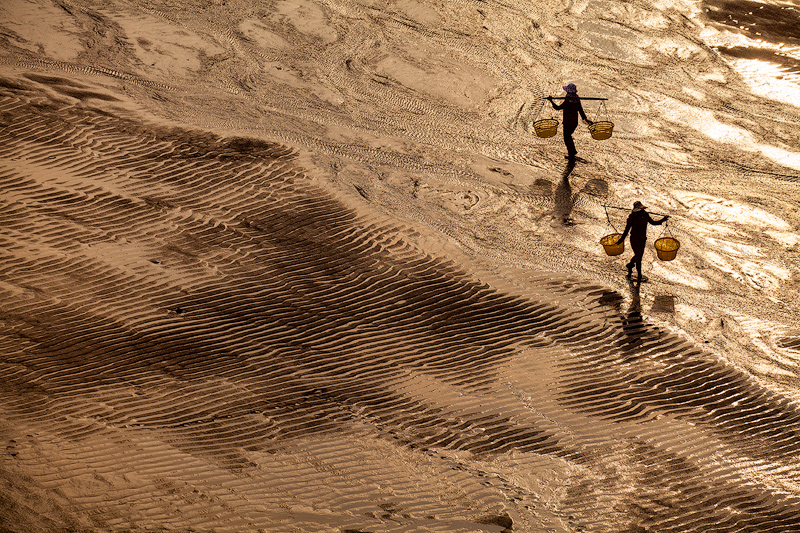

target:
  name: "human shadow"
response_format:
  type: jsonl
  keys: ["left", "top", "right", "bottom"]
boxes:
{"left": 553, "top": 158, "right": 576, "bottom": 225}
{"left": 619, "top": 277, "right": 646, "bottom": 354}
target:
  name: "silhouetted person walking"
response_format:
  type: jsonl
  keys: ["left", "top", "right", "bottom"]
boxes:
{"left": 547, "top": 84, "right": 593, "bottom": 160}
{"left": 616, "top": 201, "right": 669, "bottom": 281}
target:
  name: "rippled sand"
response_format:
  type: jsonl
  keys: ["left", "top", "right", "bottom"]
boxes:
{"left": 1, "top": 0, "right": 800, "bottom": 531}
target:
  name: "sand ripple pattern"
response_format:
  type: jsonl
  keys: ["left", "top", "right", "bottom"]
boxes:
{"left": 1, "top": 79, "right": 800, "bottom": 531}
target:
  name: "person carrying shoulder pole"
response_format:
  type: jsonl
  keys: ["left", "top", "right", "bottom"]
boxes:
{"left": 547, "top": 83, "right": 593, "bottom": 160}
{"left": 616, "top": 201, "right": 670, "bottom": 281}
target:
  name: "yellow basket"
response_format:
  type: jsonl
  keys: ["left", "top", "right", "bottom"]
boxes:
{"left": 600, "top": 233, "right": 624, "bottom": 256}
{"left": 533, "top": 118, "right": 558, "bottom": 138}
{"left": 654, "top": 236, "right": 680, "bottom": 261}
{"left": 589, "top": 121, "right": 614, "bottom": 140}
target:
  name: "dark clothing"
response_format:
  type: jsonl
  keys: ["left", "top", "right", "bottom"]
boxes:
{"left": 550, "top": 95, "right": 591, "bottom": 157}
{"left": 619, "top": 209, "right": 665, "bottom": 242}
{"left": 563, "top": 121, "right": 578, "bottom": 156}
{"left": 550, "top": 95, "right": 590, "bottom": 126}
{"left": 618, "top": 209, "right": 668, "bottom": 279}
{"left": 628, "top": 239, "right": 647, "bottom": 276}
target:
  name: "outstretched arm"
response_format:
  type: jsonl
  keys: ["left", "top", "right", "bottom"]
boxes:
{"left": 650, "top": 215, "right": 670, "bottom": 225}
{"left": 547, "top": 96, "right": 563, "bottom": 110}
{"left": 578, "top": 101, "right": 592, "bottom": 124}
{"left": 616, "top": 219, "right": 632, "bottom": 244}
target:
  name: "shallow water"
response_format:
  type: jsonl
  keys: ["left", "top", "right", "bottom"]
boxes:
{"left": 1, "top": 0, "right": 799, "bottom": 531}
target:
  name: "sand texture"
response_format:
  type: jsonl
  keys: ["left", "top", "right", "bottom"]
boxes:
{"left": 1, "top": 0, "right": 800, "bottom": 531}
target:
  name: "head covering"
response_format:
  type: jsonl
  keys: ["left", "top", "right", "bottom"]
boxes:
{"left": 633, "top": 201, "right": 645, "bottom": 210}
{"left": 563, "top": 83, "right": 578, "bottom": 94}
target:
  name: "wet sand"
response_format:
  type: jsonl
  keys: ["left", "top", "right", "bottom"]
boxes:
{"left": 1, "top": 0, "right": 800, "bottom": 531}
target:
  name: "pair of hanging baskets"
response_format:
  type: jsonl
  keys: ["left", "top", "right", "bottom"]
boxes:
{"left": 599, "top": 209, "right": 680, "bottom": 261}
{"left": 530, "top": 103, "right": 614, "bottom": 140}
{"left": 599, "top": 233, "right": 680, "bottom": 261}
{"left": 533, "top": 118, "right": 614, "bottom": 140}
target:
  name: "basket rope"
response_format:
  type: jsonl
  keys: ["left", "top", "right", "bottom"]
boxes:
{"left": 532, "top": 101, "right": 544, "bottom": 123}
{"left": 657, "top": 218, "right": 674, "bottom": 240}
{"left": 604, "top": 205, "right": 619, "bottom": 233}
{"left": 594, "top": 101, "right": 609, "bottom": 123}
{"left": 532, "top": 100, "right": 558, "bottom": 122}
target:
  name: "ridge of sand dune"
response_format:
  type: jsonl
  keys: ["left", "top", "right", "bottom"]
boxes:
{"left": 1, "top": 74, "right": 800, "bottom": 531}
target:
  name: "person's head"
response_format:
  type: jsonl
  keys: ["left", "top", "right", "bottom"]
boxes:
{"left": 633, "top": 201, "right": 645, "bottom": 211}
{"left": 563, "top": 83, "right": 578, "bottom": 95}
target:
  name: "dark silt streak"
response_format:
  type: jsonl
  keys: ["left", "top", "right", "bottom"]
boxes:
{"left": 2, "top": 76, "right": 800, "bottom": 530}
{"left": 703, "top": 0, "right": 800, "bottom": 45}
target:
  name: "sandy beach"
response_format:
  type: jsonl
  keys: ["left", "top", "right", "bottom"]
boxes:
{"left": 1, "top": 0, "right": 800, "bottom": 531}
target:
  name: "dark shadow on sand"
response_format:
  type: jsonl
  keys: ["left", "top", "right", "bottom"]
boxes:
{"left": 553, "top": 158, "right": 576, "bottom": 225}
{"left": 619, "top": 277, "right": 646, "bottom": 352}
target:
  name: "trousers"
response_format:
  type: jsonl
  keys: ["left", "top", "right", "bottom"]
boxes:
{"left": 563, "top": 121, "right": 578, "bottom": 156}
{"left": 626, "top": 239, "right": 646, "bottom": 277}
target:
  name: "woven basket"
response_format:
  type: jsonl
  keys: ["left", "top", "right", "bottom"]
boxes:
{"left": 533, "top": 118, "right": 558, "bottom": 138}
{"left": 600, "top": 233, "right": 624, "bottom": 256}
{"left": 589, "top": 121, "right": 614, "bottom": 140}
{"left": 654, "top": 236, "right": 680, "bottom": 261}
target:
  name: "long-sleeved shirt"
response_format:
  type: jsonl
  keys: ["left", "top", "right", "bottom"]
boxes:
{"left": 619, "top": 209, "right": 667, "bottom": 243}
{"left": 550, "top": 95, "right": 589, "bottom": 126}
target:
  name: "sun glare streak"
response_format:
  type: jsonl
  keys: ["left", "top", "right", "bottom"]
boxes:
{"left": 657, "top": 95, "right": 800, "bottom": 170}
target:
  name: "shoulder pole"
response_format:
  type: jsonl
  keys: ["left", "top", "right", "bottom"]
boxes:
{"left": 602, "top": 204, "right": 672, "bottom": 218}
{"left": 542, "top": 97, "right": 608, "bottom": 101}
